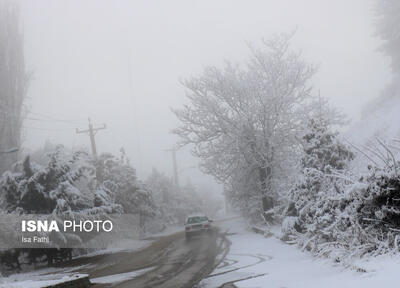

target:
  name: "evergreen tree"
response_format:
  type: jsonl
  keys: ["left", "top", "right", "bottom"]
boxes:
{"left": 285, "top": 119, "right": 354, "bottom": 244}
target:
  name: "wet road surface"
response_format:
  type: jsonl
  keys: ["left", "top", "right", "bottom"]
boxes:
{"left": 55, "top": 230, "right": 226, "bottom": 288}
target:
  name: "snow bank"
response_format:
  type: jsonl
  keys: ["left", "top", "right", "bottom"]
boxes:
{"left": 0, "top": 273, "right": 88, "bottom": 288}
{"left": 201, "top": 217, "right": 400, "bottom": 288}
{"left": 91, "top": 267, "right": 153, "bottom": 284}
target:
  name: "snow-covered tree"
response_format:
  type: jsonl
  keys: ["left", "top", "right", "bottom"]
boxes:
{"left": 375, "top": 0, "right": 400, "bottom": 72}
{"left": 174, "top": 33, "right": 316, "bottom": 219}
{"left": 0, "top": 145, "right": 124, "bottom": 269}
{"left": 283, "top": 119, "right": 354, "bottom": 246}
{"left": 95, "top": 152, "right": 156, "bottom": 216}
{"left": 224, "top": 165, "right": 263, "bottom": 221}
{"left": 0, "top": 145, "right": 125, "bottom": 215}
{"left": 1, "top": 147, "right": 86, "bottom": 214}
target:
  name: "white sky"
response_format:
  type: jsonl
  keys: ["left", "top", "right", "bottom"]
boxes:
{"left": 20, "top": 0, "right": 391, "bottom": 190}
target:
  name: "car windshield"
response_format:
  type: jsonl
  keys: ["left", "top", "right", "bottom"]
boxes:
{"left": 187, "top": 216, "right": 208, "bottom": 224}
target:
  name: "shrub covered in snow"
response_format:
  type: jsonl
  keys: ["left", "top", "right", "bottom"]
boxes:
{"left": 355, "top": 162, "right": 400, "bottom": 254}
{"left": 94, "top": 152, "right": 156, "bottom": 217}
{"left": 0, "top": 145, "right": 155, "bottom": 270}
{"left": 0, "top": 146, "right": 121, "bottom": 215}
{"left": 288, "top": 119, "right": 353, "bottom": 225}
{"left": 282, "top": 119, "right": 357, "bottom": 259}
{"left": 283, "top": 129, "right": 400, "bottom": 261}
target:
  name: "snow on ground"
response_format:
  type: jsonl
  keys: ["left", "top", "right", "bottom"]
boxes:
{"left": 0, "top": 264, "right": 91, "bottom": 288}
{"left": 1, "top": 268, "right": 154, "bottom": 288}
{"left": 91, "top": 267, "right": 153, "bottom": 284}
{"left": 201, "top": 216, "right": 400, "bottom": 288}
{"left": 0, "top": 272, "right": 88, "bottom": 288}
{"left": 0, "top": 225, "right": 180, "bottom": 287}
{"left": 0, "top": 239, "right": 149, "bottom": 287}
{"left": 0, "top": 247, "right": 152, "bottom": 287}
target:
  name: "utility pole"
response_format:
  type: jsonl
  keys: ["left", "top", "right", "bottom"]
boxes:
{"left": 76, "top": 119, "right": 106, "bottom": 158}
{"left": 165, "top": 146, "right": 179, "bottom": 188}
{"left": 318, "top": 89, "right": 323, "bottom": 120}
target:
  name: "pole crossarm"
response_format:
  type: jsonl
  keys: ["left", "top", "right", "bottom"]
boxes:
{"left": 76, "top": 118, "right": 106, "bottom": 158}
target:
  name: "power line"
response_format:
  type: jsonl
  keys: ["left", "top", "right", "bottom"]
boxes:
{"left": 25, "top": 116, "right": 84, "bottom": 125}
{"left": 21, "top": 125, "right": 72, "bottom": 132}
{"left": 28, "top": 111, "right": 87, "bottom": 125}
{"left": 0, "top": 109, "right": 78, "bottom": 132}
{"left": 0, "top": 108, "right": 87, "bottom": 126}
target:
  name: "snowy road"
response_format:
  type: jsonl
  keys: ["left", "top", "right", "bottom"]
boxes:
{"left": 53, "top": 229, "right": 226, "bottom": 288}
{"left": 5, "top": 217, "right": 400, "bottom": 288}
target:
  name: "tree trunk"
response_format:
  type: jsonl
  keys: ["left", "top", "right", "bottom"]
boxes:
{"left": 259, "top": 164, "right": 273, "bottom": 212}
{"left": 0, "top": 3, "right": 28, "bottom": 174}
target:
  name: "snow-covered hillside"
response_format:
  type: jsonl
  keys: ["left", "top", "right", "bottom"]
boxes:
{"left": 348, "top": 81, "right": 400, "bottom": 143}
{"left": 346, "top": 78, "right": 400, "bottom": 172}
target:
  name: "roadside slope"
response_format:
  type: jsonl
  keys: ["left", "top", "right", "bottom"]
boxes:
{"left": 201, "top": 217, "right": 400, "bottom": 288}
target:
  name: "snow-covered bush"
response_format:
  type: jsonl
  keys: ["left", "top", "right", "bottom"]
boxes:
{"left": 94, "top": 152, "right": 156, "bottom": 216}
{"left": 295, "top": 163, "right": 400, "bottom": 260}
{"left": 281, "top": 1, "right": 400, "bottom": 261}
{"left": 0, "top": 145, "right": 121, "bottom": 215}
{"left": 0, "top": 146, "right": 124, "bottom": 270}
{"left": 282, "top": 119, "right": 356, "bottom": 258}
{"left": 284, "top": 131, "right": 400, "bottom": 261}
{"left": 355, "top": 161, "right": 400, "bottom": 254}
{"left": 289, "top": 119, "right": 354, "bottom": 225}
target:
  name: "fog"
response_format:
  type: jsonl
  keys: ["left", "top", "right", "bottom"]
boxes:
{"left": 20, "top": 0, "right": 390, "bottom": 190}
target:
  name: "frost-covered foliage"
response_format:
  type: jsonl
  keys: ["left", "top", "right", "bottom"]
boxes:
{"left": 301, "top": 119, "right": 354, "bottom": 173}
{"left": 289, "top": 119, "right": 354, "bottom": 219}
{"left": 0, "top": 145, "right": 121, "bottom": 215}
{"left": 95, "top": 151, "right": 156, "bottom": 217}
{"left": 0, "top": 145, "right": 124, "bottom": 271}
{"left": 283, "top": 132, "right": 400, "bottom": 261}
{"left": 174, "top": 33, "right": 318, "bottom": 220}
{"left": 352, "top": 147, "right": 400, "bottom": 255}
{"left": 224, "top": 165, "right": 265, "bottom": 222}
{"left": 283, "top": 119, "right": 355, "bottom": 257}
{"left": 294, "top": 163, "right": 400, "bottom": 260}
